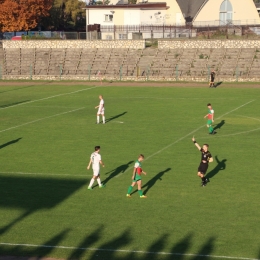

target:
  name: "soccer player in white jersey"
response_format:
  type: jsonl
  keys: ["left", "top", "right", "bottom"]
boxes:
{"left": 95, "top": 95, "right": 105, "bottom": 124}
{"left": 87, "top": 146, "right": 105, "bottom": 190}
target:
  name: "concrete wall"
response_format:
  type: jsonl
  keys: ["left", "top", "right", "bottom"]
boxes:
{"left": 2, "top": 40, "right": 145, "bottom": 49}
{"left": 158, "top": 40, "right": 260, "bottom": 49}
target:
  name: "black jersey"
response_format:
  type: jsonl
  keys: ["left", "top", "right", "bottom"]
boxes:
{"left": 210, "top": 72, "right": 215, "bottom": 80}
{"left": 200, "top": 148, "right": 212, "bottom": 164}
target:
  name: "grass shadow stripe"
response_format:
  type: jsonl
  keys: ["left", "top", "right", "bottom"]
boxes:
{"left": 0, "top": 242, "right": 258, "bottom": 260}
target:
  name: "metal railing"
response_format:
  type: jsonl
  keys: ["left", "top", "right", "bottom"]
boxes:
{"left": 2, "top": 19, "right": 260, "bottom": 40}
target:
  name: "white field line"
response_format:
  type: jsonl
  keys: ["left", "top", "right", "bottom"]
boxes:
{"left": 0, "top": 107, "right": 85, "bottom": 133}
{"left": 0, "top": 242, "right": 258, "bottom": 260}
{"left": 197, "top": 115, "right": 260, "bottom": 139}
{"left": 0, "top": 86, "right": 99, "bottom": 110}
{"left": 238, "top": 115, "right": 260, "bottom": 122}
{"left": 106, "top": 97, "right": 242, "bottom": 100}
{"left": 117, "top": 100, "right": 255, "bottom": 177}
{"left": 0, "top": 172, "right": 91, "bottom": 177}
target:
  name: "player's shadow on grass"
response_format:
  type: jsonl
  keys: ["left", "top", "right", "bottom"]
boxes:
{"left": 214, "top": 81, "right": 223, "bottom": 88}
{"left": 0, "top": 175, "right": 86, "bottom": 235}
{"left": 206, "top": 156, "right": 227, "bottom": 180}
{"left": 0, "top": 137, "right": 22, "bottom": 150}
{"left": 0, "top": 100, "right": 30, "bottom": 108}
{"left": 105, "top": 111, "right": 127, "bottom": 123}
{"left": 131, "top": 168, "right": 171, "bottom": 196}
{"left": 103, "top": 161, "right": 134, "bottom": 185}
{"left": 214, "top": 120, "right": 225, "bottom": 131}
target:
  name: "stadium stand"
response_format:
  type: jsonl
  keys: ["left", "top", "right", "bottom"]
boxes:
{"left": 77, "top": 48, "right": 97, "bottom": 75}
{"left": 35, "top": 49, "right": 50, "bottom": 75}
{"left": 2, "top": 46, "right": 259, "bottom": 81}
{"left": 63, "top": 48, "right": 82, "bottom": 75}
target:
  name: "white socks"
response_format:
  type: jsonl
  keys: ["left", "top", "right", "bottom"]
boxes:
{"left": 88, "top": 178, "right": 95, "bottom": 188}
{"left": 102, "top": 116, "right": 105, "bottom": 124}
{"left": 97, "top": 116, "right": 99, "bottom": 123}
{"left": 97, "top": 178, "right": 102, "bottom": 186}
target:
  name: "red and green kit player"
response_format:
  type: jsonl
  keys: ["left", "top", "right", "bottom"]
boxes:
{"left": 204, "top": 103, "right": 216, "bottom": 135}
{"left": 126, "top": 154, "right": 147, "bottom": 198}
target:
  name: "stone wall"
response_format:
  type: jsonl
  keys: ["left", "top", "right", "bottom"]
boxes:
{"left": 2, "top": 40, "right": 145, "bottom": 49}
{"left": 3, "top": 75, "right": 260, "bottom": 82}
{"left": 158, "top": 40, "right": 260, "bottom": 49}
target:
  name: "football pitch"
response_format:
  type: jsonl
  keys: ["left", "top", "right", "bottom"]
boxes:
{"left": 0, "top": 81, "right": 260, "bottom": 260}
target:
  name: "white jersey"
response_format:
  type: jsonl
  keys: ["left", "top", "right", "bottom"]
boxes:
{"left": 99, "top": 99, "right": 104, "bottom": 110}
{"left": 90, "top": 152, "right": 101, "bottom": 169}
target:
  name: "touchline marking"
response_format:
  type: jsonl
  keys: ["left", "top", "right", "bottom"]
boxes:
{"left": 0, "top": 107, "right": 85, "bottom": 133}
{"left": 107, "top": 97, "right": 242, "bottom": 100}
{"left": 117, "top": 100, "right": 255, "bottom": 177}
{"left": 0, "top": 86, "right": 99, "bottom": 110}
{"left": 0, "top": 172, "right": 91, "bottom": 177}
{"left": 0, "top": 242, "right": 258, "bottom": 260}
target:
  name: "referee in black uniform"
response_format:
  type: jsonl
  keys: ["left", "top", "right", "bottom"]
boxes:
{"left": 209, "top": 70, "right": 216, "bottom": 88}
{"left": 192, "top": 136, "right": 213, "bottom": 186}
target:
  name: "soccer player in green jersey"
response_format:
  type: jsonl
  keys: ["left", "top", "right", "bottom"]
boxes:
{"left": 204, "top": 103, "right": 216, "bottom": 134}
{"left": 126, "top": 154, "right": 147, "bottom": 198}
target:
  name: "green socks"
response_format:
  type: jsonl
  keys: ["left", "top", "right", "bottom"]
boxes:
{"left": 209, "top": 126, "right": 214, "bottom": 133}
{"left": 138, "top": 190, "right": 143, "bottom": 196}
{"left": 127, "top": 186, "right": 133, "bottom": 194}
{"left": 127, "top": 187, "right": 143, "bottom": 196}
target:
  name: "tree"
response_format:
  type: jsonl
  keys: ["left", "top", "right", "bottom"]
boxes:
{"left": 0, "top": 0, "right": 53, "bottom": 32}
{"left": 41, "top": 0, "right": 86, "bottom": 31}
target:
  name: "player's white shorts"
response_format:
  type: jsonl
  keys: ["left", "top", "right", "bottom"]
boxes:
{"left": 92, "top": 168, "right": 100, "bottom": 176}
{"left": 97, "top": 108, "right": 105, "bottom": 115}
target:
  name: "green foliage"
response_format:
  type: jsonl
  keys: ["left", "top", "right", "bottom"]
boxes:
{"left": 41, "top": 0, "right": 86, "bottom": 30}
{"left": 95, "top": 0, "right": 110, "bottom": 5}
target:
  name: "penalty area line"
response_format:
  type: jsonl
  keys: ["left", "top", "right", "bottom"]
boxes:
{"left": 0, "top": 107, "right": 85, "bottom": 133}
{"left": 0, "top": 242, "right": 258, "bottom": 260}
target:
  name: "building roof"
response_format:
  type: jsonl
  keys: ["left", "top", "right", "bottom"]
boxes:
{"left": 176, "top": 0, "right": 208, "bottom": 22}
{"left": 85, "top": 2, "right": 168, "bottom": 9}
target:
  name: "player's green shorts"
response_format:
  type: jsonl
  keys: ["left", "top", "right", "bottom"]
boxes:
{"left": 207, "top": 119, "right": 213, "bottom": 125}
{"left": 133, "top": 174, "right": 142, "bottom": 182}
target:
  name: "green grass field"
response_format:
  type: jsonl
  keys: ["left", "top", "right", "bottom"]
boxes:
{"left": 0, "top": 82, "right": 260, "bottom": 260}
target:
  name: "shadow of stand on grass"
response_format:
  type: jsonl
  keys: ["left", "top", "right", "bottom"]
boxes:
{"left": 0, "top": 175, "right": 86, "bottom": 235}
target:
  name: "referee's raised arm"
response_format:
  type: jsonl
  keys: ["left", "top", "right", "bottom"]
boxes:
{"left": 192, "top": 136, "right": 201, "bottom": 151}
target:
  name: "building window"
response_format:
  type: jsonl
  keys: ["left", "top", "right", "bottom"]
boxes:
{"left": 119, "top": 34, "right": 127, "bottom": 40}
{"left": 104, "top": 14, "right": 113, "bottom": 22}
{"left": 219, "top": 0, "right": 233, "bottom": 25}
